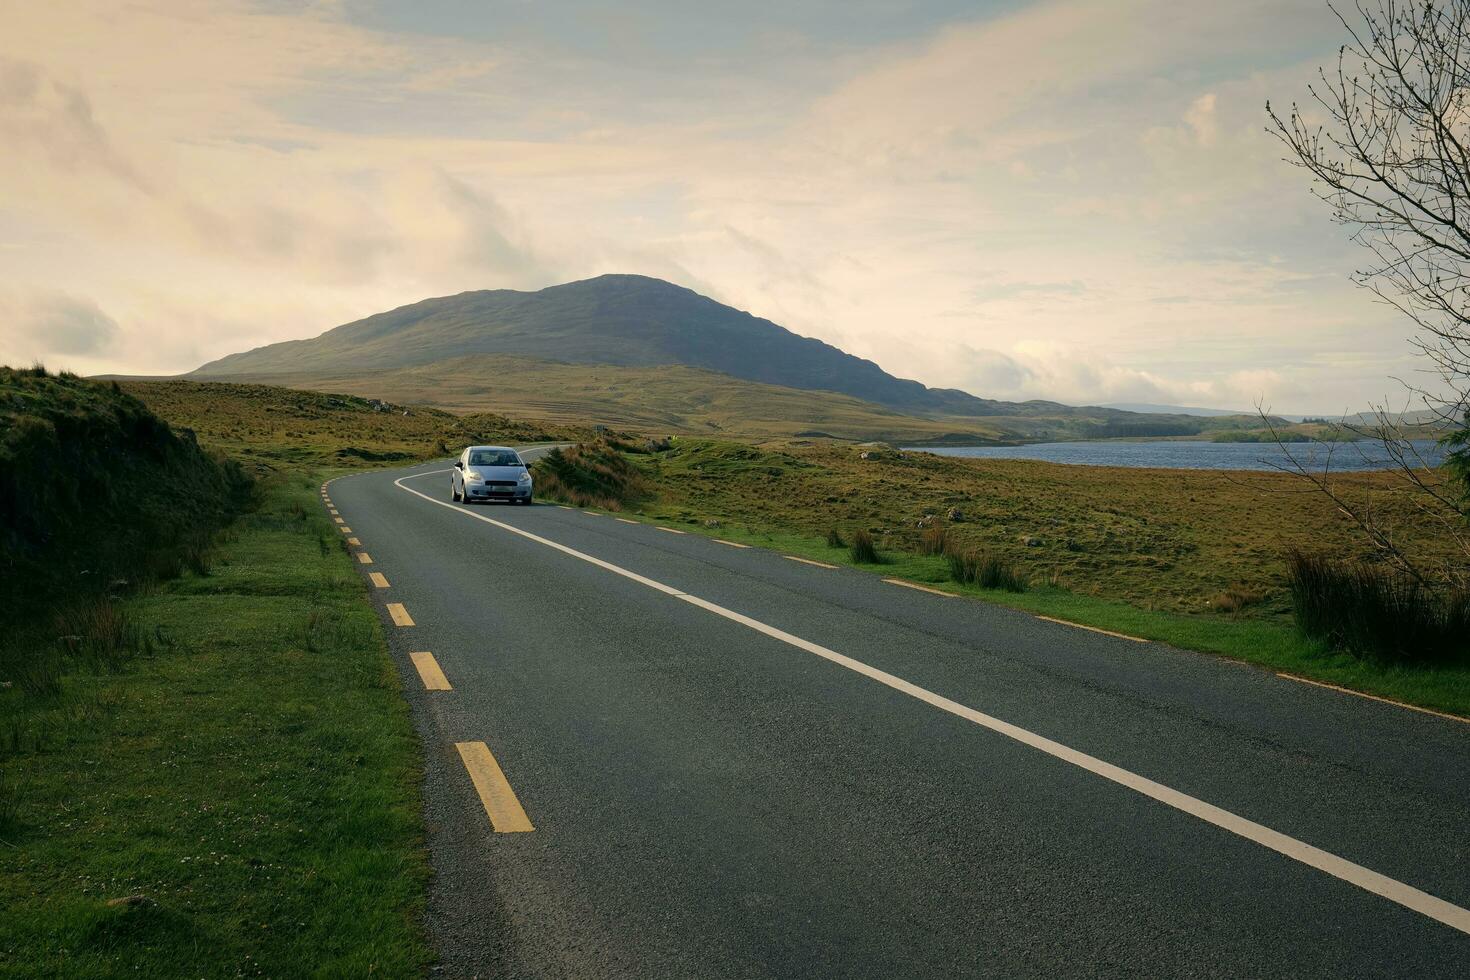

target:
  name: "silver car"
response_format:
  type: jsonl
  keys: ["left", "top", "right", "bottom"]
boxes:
{"left": 452, "top": 445, "right": 533, "bottom": 504}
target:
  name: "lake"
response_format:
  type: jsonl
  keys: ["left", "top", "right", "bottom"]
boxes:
{"left": 903, "top": 439, "right": 1449, "bottom": 472}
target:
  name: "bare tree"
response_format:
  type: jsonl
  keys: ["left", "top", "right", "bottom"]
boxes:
{"left": 1267, "top": 0, "right": 1470, "bottom": 585}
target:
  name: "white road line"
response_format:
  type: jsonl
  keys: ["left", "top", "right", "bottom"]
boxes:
{"left": 392, "top": 469, "right": 1470, "bottom": 937}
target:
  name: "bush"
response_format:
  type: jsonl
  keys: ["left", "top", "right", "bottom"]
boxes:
{"left": 826, "top": 528, "right": 846, "bottom": 549}
{"left": 532, "top": 439, "right": 649, "bottom": 510}
{"left": 1286, "top": 549, "right": 1470, "bottom": 663}
{"left": 850, "top": 529, "right": 880, "bottom": 564}
{"left": 947, "top": 547, "right": 1027, "bottom": 592}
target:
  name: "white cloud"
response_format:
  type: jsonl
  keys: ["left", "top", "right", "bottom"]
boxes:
{"left": 0, "top": 0, "right": 1439, "bottom": 412}
{"left": 0, "top": 291, "right": 120, "bottom": 363}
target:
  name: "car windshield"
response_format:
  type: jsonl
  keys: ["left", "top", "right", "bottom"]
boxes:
{"left": 468, "top": 450, "right": 521, "bottom": 467}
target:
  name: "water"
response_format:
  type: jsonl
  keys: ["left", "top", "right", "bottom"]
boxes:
{"left": 903, "top": 439, "right": 1448, "bottom": 472}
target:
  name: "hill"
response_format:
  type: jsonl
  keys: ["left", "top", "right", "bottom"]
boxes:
{"left": 191, "top": 274, "right": 1098, "bottom": 419}
{"left": 219, "top": 355, "right": 1023, "bottom": 444}
{"left": 0, "top": 367, "right": 252, "bottom": 618}
{"left": 115, "top": 379, "right": 592, "bottom": 470}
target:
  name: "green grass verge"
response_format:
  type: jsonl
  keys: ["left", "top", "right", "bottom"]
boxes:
{"left": 0, "top": 470, "right": 431, "bottom": 978}
{"left": 578, "top": 506, "right": 1470, "bottom": 719}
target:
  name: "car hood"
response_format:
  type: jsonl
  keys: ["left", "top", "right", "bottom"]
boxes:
{"left": 468, "top": 465, "right": 528, "bottom": 481}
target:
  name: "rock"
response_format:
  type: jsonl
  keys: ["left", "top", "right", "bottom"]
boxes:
{"left": 946, "top": 507, "right": 965, "bottom": 522}
{"left": 1020, "top": 535, "right": 1043, "bottom": 547}
{"left": 703, "top": 518, "right": 722, "bottom": 528}
{"left": 915, "top": 514, "right": 936, "bottom": 528}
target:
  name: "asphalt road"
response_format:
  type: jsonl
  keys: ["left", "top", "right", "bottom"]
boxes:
{"left": 325, "top": 452, "right": 1470, "bottom": 978}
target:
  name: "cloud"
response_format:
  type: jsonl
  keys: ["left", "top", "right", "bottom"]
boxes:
{"left": 0, "top": 0, "right": 1440, "bottom": 412}
{"left": 0, "top": 292, "right": 120, "bottom": 362}
{"left": 0, "top": 57, "right": 149, "bottom": 191}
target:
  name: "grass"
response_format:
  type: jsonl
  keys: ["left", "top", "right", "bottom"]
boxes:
{"left": 0, "top": 471, "right": 430, "bottom": 977}
{"left": 560, "top": 437, "right": 1470, "bottom": 717}
{"left": 849, "top": 528, "right": 881, "bottom": 564}
{"left": 1287, "top": 549, "right": 1470, "bottom": 664}
{"left": 947, "top": 548, "right": 1028, "bottom": 592}
{"left": 2, "top": 369, "right": 253, "bottom": 622}
{"left": 118, "top": 378, "right": 589, "bottom": 476}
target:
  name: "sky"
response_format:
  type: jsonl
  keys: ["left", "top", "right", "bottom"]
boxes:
{"left": 0, "top": 0, "right": 1442, "bottom": 414}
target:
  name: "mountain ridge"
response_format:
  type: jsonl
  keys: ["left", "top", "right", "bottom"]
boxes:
{"left": 192, "top": 274, "right": 1087, "bottom": 419}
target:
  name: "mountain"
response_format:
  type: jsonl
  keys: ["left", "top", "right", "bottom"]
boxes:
{"left": 192, "top": 274, "right": 1077, "bottom": 418}
{"left": 1099, "top": 402, "right": 1257, "bottom": 418}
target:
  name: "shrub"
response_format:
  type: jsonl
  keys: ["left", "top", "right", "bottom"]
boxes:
{"left": 532, "top": 439, "right": 649, "bottom": 510}
{"left": 1286, "top": 548, "right": 1470, "bottom": 663}
{"left": 826, "top": 528, "right": 846, "bottom": 549}
{"left": 919, "top": 524, "right": 949, "bottom": 556}
{"left": 850, "top": 528, "right": 880, "bottom": 564}
{"left": 947, "top": 547, "right": 1027, "bottom": 592}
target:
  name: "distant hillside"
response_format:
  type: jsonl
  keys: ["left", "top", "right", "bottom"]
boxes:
{"left": 192, "top": 274, "right": 1093, "bottom": 418}
{"left": 213, "top": 354, "right": 1018, "bottom": 444}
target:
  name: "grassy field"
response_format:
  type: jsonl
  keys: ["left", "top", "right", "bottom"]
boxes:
{"left": 118, "top": 378, "right": 590, "bottom": 475}
{"left": 540, "top": 438, "right": 1470, "bottom": 717}
{"left": 0, "top": 470, "right": 430, "bottom": 977}
{"left": 190, "top": 354, "right": 1284, "bottom": 445}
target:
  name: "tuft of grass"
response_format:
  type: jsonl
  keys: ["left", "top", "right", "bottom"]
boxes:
{"left": 1286, "top": 549, "right": 1470, "bottom": 664}
{"left": 918, "top": 523, "right": 950, "bottom": 556}
{"left": 947, "top": 547, "right": 1028, "bottom": 592}
{"left": 0, "top": 771, "right": 21, "bottom": 838}
{"left": 826, "top": 528, "right": 846, "bottom": 549}
{"left": 1210, "top": 584, "right": 1266, "bottom": 614}
{"left": 850, "top": 528, "right": 881, "bottom": 564}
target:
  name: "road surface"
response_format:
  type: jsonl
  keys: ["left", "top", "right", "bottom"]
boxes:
{"left": 323, "top": 452, "right": 1470, "bottom": 978}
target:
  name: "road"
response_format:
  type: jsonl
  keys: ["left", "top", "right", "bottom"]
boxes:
{"left": 324, "top": 451, "right": 1470, "bottom": 978}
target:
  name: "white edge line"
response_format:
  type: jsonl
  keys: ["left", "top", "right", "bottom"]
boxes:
{"left": 785, "top": 555, "right": 837, "bottom": 569}
{"left": 883, "top": 577, "right": 952, "bottom": 597}
{"left": 392, "top": 468, "right": 1470, "bottom": 937}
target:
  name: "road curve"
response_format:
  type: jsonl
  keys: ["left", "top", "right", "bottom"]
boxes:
{"left": 325, "top": 454, "right": 1470, "bottom": 978}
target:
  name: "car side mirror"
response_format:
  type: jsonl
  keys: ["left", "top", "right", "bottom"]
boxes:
{"left": 453, "top": 461, "right": 462, "bottom": 469}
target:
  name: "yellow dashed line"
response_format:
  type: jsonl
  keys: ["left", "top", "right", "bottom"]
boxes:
{"left": 386, "top": 602, "right": 414, "bottom": 626}
{"left": 715, "top": 539, "right": 750, "bottom": 549}
{"left": 656, "top": 526, "right": 687, "bottom": 535}
{"left": 615, "top": 517, "right": 639, "bottom": 525}
{"left": 1035, "top": 615, "right": 1146, "bottom": 643}
{"left": 339, "top": 526, "right": 352, "bottom": 534}
{"left": 334, "top": 517, "right": 345, "bottom": 524}
{"left": 785, "top": 555, "right": 837, "bottom": 569}
{"left": 582, "top": 510, "right": 601, "bottom": 516}
{"left": 369, "top": 572, "right": 389, "bottom": 588}
{"left": 346, "top": 537, "right": 361, "bottom": 546}
{"left": 1277, "top": 673, "right": 1470, "bottom": 724}
{"left": 410, "top": 651, "right": 452, "bottom": 691}
{"left": 883, "top": 578, "right": 952, "bottom": 597}
{"left": 357, "top": 552, "right": 373, "bottom": 564}
{"left": 455, "top": 741, "right": 534, "bottom": 833}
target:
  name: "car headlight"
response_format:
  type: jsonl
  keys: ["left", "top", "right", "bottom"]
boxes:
{"left": 518, "top": 472, "right": 532, "bottom": 483}
{"left": 467, "top": 472, "right": 484, "bottom": 483}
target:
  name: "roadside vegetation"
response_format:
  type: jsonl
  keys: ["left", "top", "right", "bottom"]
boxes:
{"left": 531, "top": 437, "right": 650, "bottom": 510}
{"left": 538, "top": 436, "right": 1470, "bottom": 716}
{"left": 1, "top": 369, "right": 432, "bottom": 975}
